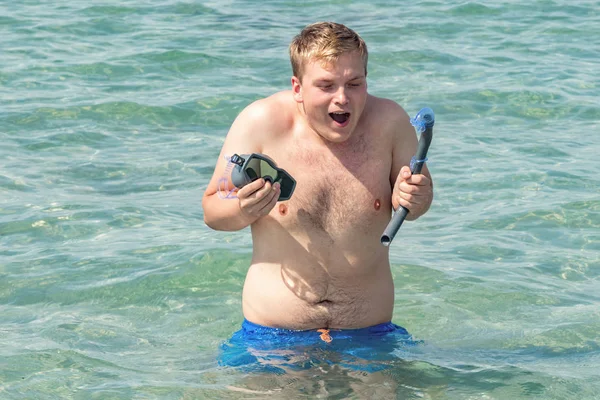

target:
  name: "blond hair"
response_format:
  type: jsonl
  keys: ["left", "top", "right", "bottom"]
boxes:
{"left": 289, "top": 22, "right": 368, "bottom": 81}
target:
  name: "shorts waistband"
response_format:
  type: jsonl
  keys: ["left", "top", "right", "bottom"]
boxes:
{"left": 241, "top": 319, "right": 409, "bottom": 342}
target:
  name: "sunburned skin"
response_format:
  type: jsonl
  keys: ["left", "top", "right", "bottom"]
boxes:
{"left": 202, "top": 47, "right": 433, "bottom": 330}
{"left": 242, "top": 127, "right": 399, "bottom": 329}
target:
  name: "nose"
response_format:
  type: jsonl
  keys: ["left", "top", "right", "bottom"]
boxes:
{"left": 335, "top": 86, "right": 349, "bottom": 105}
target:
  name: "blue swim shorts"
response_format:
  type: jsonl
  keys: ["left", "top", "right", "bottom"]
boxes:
{"left": 218, "top": 319, "right": 420, "bottom": 373}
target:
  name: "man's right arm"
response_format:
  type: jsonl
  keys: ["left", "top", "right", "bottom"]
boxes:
{"left": 202, "top": 98, "right": 279, "bottom": 231}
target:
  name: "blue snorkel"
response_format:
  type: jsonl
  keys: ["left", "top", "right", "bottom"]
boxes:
{"left": 381, "top": 107, "right": 435, "bottom": 246}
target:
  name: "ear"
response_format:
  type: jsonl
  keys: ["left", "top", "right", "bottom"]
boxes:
{"left": 291, "top": 76, "right": 303, "bottom": 103}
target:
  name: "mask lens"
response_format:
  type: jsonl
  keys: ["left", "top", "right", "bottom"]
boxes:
{"left": 278, "top": 176, "right": 294, "bottom": 199}
{"left": 245, "top": 156, "right": 278, "bottom": 182}
{"left": 244, "top": 154, "right": 295, "bottom": 200}
{"left": 258, "top": 159, "right": 278, "bottom": 183}
{"left": 244, "top": 158, "right": 261, "bottom": 181}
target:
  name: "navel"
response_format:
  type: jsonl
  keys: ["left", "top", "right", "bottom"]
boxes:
{"left": 279, "top": 203, "right": 288, "bottom": 216}
{"left": 374, "top": 199, "right": 381, "bottom": 210}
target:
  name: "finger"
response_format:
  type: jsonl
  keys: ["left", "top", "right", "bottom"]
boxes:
{"left": 404, "top": 174, "right": 430, "bottom": 186}
{"left": 397, "top": 191, "right": 415, "bottom": 204}
{"left": 239, "top": 181, "right": 270, "bottom": 215}
{"left": 237, "top": 178, "right": 267, "bottom": 199}
{"left": 253, "top": 181, "right": 279, "bottom": 210}
{"left": 394, "top": 193, "right": 412, "bottom": 211}
{"left": 397, "top": 183, "right": 430, "bottom": 202}
{"left": 400, "top": 177, "right": 433, "bottom": 193}
{"left": 258, "top": 182, "right": 281, "bottom": 213}
{"left": 400, "top": 166, "right": 412, "bottom": 179}
{"left": 398, "top": 197, "right": 411, "bottom": 210}
{"left": 248, "top": 180, "right": 274, "bottom": 208}
{"left": 245, "top": 181, "right": 280, "bottom": 215}
{"left": 398, "top": 181, "right": 419, "bottom": 195}
{"left": 397, "top": 189, "right": 424, "bottom": 209}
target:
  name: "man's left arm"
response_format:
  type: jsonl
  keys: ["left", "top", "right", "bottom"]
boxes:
{"left": 389, "top": 107, "right": 433, "bottom": 221}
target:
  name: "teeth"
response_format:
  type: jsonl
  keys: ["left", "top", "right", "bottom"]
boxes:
{"left": 330, "top": 112, "right": 350, "bottom": 124}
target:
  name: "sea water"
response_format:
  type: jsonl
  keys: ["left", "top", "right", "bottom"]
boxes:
{"left": 1, "top": 1, "right": 599, "bottom": 398}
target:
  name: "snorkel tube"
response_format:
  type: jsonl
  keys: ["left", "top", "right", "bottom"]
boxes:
{"left": 381, "top": 107, "right": 435, "bottom": 246}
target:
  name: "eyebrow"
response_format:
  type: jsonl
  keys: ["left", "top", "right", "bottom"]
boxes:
{"left": 315, "top": 75, "right": 365, "bottom": 84}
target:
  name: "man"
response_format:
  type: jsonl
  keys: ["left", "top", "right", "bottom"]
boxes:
{"left": 202, "top": 22, "right": 433, "bottom": 359}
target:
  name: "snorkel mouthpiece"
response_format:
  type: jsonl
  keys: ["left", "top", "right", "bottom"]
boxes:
{"left": 381, "top": 107, "right": 435, "bottom": 246}
{"left": 410, "top": 107, "right": 435, "bottom": 133}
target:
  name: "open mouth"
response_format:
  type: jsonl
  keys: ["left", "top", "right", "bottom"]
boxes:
{"left": 329, "top": 112, "right": 350, "bottom": 124}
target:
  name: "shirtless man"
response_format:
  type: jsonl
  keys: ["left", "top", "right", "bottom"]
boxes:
{"left": 202, "top": 22, "right": 433, "bottom": 337}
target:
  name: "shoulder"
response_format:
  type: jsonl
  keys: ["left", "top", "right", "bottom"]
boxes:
{"left": 235, "top": 91, "right": 295, "bottom": 134}
{"left": 364, "top": 95, "right": 419, "bottom": 173}
{"left": 224, "top": 90, "right": 295, "bottom": 150}
{"left": 367, "top": 95, "right": 409, "bottom": 122}
{"left": 364, "top": 95, "right": 413, "bottom": 138}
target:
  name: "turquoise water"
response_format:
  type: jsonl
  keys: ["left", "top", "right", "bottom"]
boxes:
{"left": 1, "top": 0, "right": 599, "bottom": 398}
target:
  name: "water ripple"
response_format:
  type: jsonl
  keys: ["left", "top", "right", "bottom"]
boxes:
{"left": 2, "top": 0, "right": 600, "bottom": 397}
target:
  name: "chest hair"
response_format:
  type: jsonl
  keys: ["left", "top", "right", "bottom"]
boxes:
{"left": 285, "top": 135, "right": 388, "bottom": 236}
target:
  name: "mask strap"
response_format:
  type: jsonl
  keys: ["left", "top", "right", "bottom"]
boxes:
{"left": 217, "top": 155, "right": 238, "bottom": 199}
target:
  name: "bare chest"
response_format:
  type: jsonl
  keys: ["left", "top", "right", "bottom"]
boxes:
{"left": 268, "top": 140, "right": 392, "bottom": 238}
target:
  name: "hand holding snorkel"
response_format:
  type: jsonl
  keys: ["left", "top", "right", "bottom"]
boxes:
{"left": 381, "top": 107, "right": 435, "bottom": 246}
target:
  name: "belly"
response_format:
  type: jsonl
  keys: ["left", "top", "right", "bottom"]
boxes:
{"left": 241, "top": 256, "right": 395, "bottom": 330}
{"left": 244, "top": 180, "right": 395, "bottom": 329}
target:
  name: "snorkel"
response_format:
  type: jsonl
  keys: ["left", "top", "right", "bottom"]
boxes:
{"left": 381, "top": 107, "right": 435, "bottom": 246}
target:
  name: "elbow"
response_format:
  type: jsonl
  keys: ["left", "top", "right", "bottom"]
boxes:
{"left": 201, "top": 194, "right": 241, "bottom": 231}
{"left": 201, "top": 194, "right": 217, "bottom": 230}
{"left": 203, "top": 212, "right": 224, "bottom": 231}
{"left": 203, "top": 213, "right": 242, "bottom": 232}
{"left": 203, "top": 213, "right": 215, "bottom": 230}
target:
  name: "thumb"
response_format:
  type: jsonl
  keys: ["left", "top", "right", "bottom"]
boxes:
{"left": 400, "top": 166, "right": 412, "bottom": 179}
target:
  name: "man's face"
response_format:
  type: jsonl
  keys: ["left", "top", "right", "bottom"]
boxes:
{"left": 292, "top": 51, "right": 368, "bottom": 143}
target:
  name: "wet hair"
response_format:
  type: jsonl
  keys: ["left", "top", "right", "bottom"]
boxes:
{"left": 289, "top": 22, "right": 368, "bottom": 81}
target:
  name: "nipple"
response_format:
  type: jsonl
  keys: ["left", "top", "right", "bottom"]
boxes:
{"left": 374, "top": 199, "right": 381, "bottom": 210}
{"left": 279, "top": 203, "right": 288, "bottom": 216}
